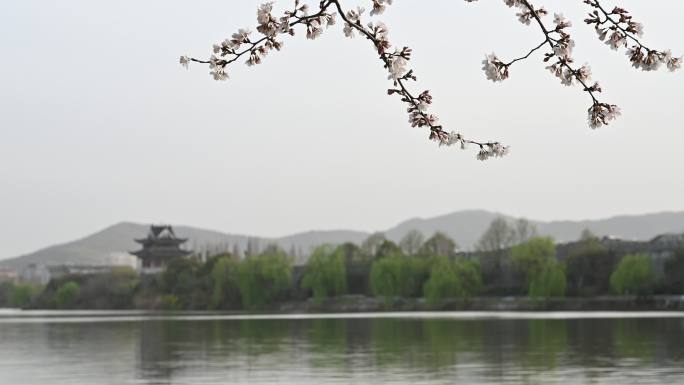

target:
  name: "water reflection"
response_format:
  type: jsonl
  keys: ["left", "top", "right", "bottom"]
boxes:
{"left": 1, "top": 313, "right": 683, "bottom": 384}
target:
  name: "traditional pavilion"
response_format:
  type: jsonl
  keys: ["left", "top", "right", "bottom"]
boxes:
{"left": 132, "top": 225, "right": 192, "bottom": 274}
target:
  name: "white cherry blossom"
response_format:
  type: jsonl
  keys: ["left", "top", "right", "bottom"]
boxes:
{"left": 179, "top": 55, "right": 189, "bottom": 69}
{"left": 181, "top": 0, "right": 680, "bottom": 160}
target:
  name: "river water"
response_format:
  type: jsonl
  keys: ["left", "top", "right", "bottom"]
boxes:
{"left": 1, "top": 310, "right": 683, "bottom": 384}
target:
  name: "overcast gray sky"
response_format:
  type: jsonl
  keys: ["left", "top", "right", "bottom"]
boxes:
{"left": 1, "top": 0, "right": 682, "bottom": 259}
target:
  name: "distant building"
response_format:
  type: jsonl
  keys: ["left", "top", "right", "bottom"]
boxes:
{"left": 20, "top": 264, "right": 50, "bottom": 285}
{"left": 20, "top": 263, "right": 125, "bottom": 284}
{"left": 650, "top": 234, "right": 684, "bottom": 250}
{"left": 646, "top": 234, "right": 684, "bottom": 278}
{"left": 131, "top": 225, "right": 192, "bottom": 274}
{"left": 552, "top": 233, "right": 683, "bottom": 280}
{"left": 106, "top": 252, "right": 139, "bottom": 270}
{"left": 46, "top": 264, "right": 121, "bottom": 281}
{"left": 0, "top": 267, "right": 19, "bottom": 284}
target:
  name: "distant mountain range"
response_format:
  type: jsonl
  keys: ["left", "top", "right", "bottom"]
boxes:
{"left": 2, "top": 210, "right": 684, "bottom": 270}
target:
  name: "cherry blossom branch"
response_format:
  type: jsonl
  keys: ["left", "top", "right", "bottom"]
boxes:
{"left": 504, "top": 40, "right": 547, "bottom": 66}
{"left": 181, "top": 0, "right": 508, "bottom": 160}
{"left": 181, "top": 0, "right": 680, "bottom": 160}
{"left": 475, "top": 0, "right": 620, "bottom": 128}
{"left": 181, "top": 1, "right": 339, "bottom": 80}
{"left": 522, "top": 1, "right": 599, "bottom": 102}
{"left": 582, "top": 0, "right": 682, "bottom": 71}
{"left": 329, "top": 1, "right": 508, "bottom": 159}
{"left": 587, "top": 1, "right": 645, "bottom": 48}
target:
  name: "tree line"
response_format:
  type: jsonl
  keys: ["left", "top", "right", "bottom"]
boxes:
{"left": 1, "top": 218, "right": 683, "bottom": 310}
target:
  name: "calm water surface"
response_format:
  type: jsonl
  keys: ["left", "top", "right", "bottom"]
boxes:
{"left": 1, "top": 311, "right": 683, "bottom": 384}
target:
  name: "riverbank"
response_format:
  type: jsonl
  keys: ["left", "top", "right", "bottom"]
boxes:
{"left": 201, "top": 295, "right": 684, "bottom": 313}
{"left": 5, "top": 294, "right": 684, "bottom": 313}
{"left": 275, "top": 295, "right": 684, "bottom": 313}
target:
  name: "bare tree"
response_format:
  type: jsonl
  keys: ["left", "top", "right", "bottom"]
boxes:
{"left": 419, "top": 232, "right": 458, "bottom": 257}
{"left": 477, "top": 217, "right": 539, "bottom": 251}
{"left": 512, "top": 218, "right": 539, "bottom": 245}
{"left": 399, "top": 229, "right": 425, "bottom": 255}
{"left": 181, "top": 0, "right": 680, "bottom": 160}
{"left": 361, "top": 232, "right": 387, "bottom": 256}
{"left": 477, "top": 217, "right": 515, "bottom": 252}
{"left": 580, "top": 228, "right": 599, "bottom": 241}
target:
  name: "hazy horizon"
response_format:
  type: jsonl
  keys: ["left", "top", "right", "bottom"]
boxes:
{"left": 4, "top": 208, "right": 684, "bottom": 261}
{"left": 1, "top": 0, "right": 683, "bottom": 258}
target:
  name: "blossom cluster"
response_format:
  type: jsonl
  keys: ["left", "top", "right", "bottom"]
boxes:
{"left": 345, "top": 3, "right": 508, "bottom": 158}
{"left": 588, "top": 103, "right": 621, "bottom": 130}
{"left": 482, "top": 54, "right": 509, "bottom": 82}
{"left": 583, "top": 1, "right": 681, "bottom": 72}
{"left": 181, "top": 0, "right": 508, "bottom": 160}
{"left": 468, "top": 0, "right": 625, "bottom": 129}
{"left": 370, "top": 0, "right": 393, "bottom": 16}
{"left": 180, "top": 1, "right": 338, "bottom": 81}
{"left": 181, "top": 0, "right": 680, "bottom": 159}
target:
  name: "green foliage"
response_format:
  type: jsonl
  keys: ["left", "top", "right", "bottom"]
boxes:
{"left": 236, "top": 251, "right": 292, "bottom": 309}
{"left": 418, "top": 232, "right": 457, "bottom": 257}
{"left": 455, "top": 259, "right": 484, "bottom": 297}
{"left": 370, "top": 254, "right": 428, "bottom": 300}
{"left": 159, "top": 257, "right": 209, "bottom": 309}
{"left": 424, "top": 257, "right": 482, "bottom": 304}
{"left": 528, "top": 260, "right": 566, "bottom": 299}
{"left": 508, "top": 237, "right": 565, "bottom": 298}
{"left": 28, "top": 269, "right": 139, "bottom": 310}
{"left": 511, "top": 237, "right": 556, "bottom": 283}
{"left": 8, "top": 283, "right": 40, "bottom": 308}
{"left": 210, "top": 256, "right": 240, "bottom": 309}
{"left": 9, "top": 232, "right": 681, "bottom": 311}
{"left": 337, "top": 242, "right": 367, "bottom": 265}
{"left": 610, "top": 254, "right": 656, "bottom": 295}
{"left": 565, "top": 238, "right": 619, "bottom": 296}
{"left": 664, "top": 246, "right": 684, "bottom": 293}
{"left": 375, "top": 240, "right": 404, "bottom": 260}
{"left": 54, "top": 281, "right": 80, "bottom": 309}
{"left": 0, "top": 282, "right": 10, "bottom": 307}
{"left": 424, "top": 259, "right": 462, "bottom": 303}
{"left": 159, "top": 294, "right": 181, "bottom": 310}
{"left": 81, "top": 268, "right": 139, "bottom": 309}
{"left": 477, "top": 251, "right": 509, "bottom": 294}
{"left": 338, "top": 243, "right": 372, "bottom": 295}
{"left": 161, "top": 258, "right": 200, "bottom": 294}
{"left": 369, "top": 257, "right": 399, "bottom": 300}
{"left": 302, "top": 245, "right": 347, "bottom": 303}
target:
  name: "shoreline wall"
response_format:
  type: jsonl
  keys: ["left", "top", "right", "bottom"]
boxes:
{"left": 276, "top": 295, "right": 684, "bottom": 313}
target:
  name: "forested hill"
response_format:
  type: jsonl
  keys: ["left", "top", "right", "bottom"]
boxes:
{"left": 2, "top": 210, "right": 684, "bottom": 270}
{"left": 387, "top": 210, "right": 684, "bottom": 247}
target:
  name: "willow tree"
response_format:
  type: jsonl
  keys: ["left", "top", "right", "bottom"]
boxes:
{"left": 181, "top": 1, "right": 679, "bottom": 159}
{"left": 302, "top": 245, "right": 348, "bottom": 302}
